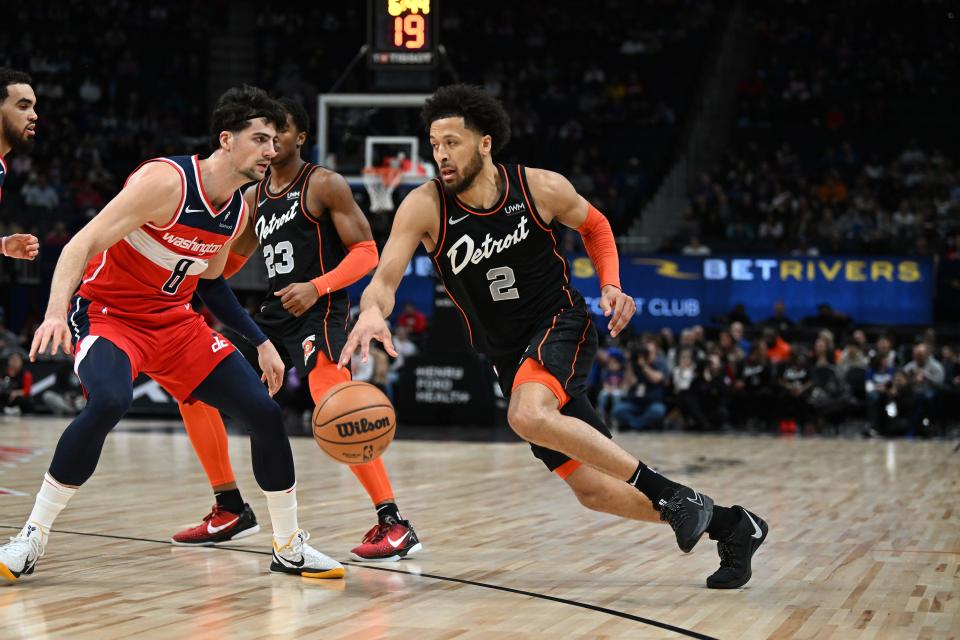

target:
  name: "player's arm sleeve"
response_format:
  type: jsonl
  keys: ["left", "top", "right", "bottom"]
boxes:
{"left": 223, "top": 187, "right": 260, "bottom": 279}
{"left": 577, "top": 204, "right": 621, "bottom": 291}
{"left": 195, "top": 276, "right": 268, "bottom": 346}
{"left": 310, "top": 240, "right": 378, "bottom": 296}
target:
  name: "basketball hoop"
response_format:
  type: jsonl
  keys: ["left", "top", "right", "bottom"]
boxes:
{"left": 362, "top": 166, "right": 403, "bottom": 213}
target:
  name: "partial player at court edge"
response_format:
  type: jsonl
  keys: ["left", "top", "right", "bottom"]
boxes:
{"left": 0, "top": 86, "right": 344, "bottom": 583}
{"left": 171, "top": 97, "right": 422, "bottom": 561}
{"left": 0, "top": 67, "right": 40, "bottom": 260}
{"left": 341, "top": 84, "right": 768, "bottom": 589}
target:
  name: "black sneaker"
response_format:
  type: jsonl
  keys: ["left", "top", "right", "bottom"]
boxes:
{"left": 706, "top": 505, "right": 768, "bottom": 589}
{"left": 656, "top": 486, "right": 714, "bottom": 553}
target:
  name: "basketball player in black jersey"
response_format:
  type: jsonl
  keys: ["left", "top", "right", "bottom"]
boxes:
{"left": 342, "top": 85, "right": 768, "bottom": 589}
{"left": 0, "top": 67, "right": 40, "bottom": 260}
{"left": 172, "top": 98, "right": 421, "bottom": 561}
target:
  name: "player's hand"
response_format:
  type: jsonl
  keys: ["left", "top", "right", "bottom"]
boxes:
{"left": 3, "top": 234, "right": 40, "bottom": 260}
{"left": 338, "top": 308, "right": 397, "bottom": 369}
{"left": 256, "top": 340, "right": 285, "bottom": 396}
{"left": 275, "top": 282, "right": 320, "bottom": 317}
{"left": 599, "top": 285, "right": 636, "bottom": 338}
{"left": 29, "top": 317, "right": 72, "bottom": 362}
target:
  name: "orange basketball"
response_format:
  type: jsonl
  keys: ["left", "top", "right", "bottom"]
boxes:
{"left": 312, "top": 381, "right": 396, "bottom": 465}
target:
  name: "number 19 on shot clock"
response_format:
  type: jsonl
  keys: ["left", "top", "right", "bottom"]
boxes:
{"left": 367, "top": 0, "right": 439, "bottom": 68}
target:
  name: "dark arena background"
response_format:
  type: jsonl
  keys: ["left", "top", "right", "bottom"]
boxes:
{"left": 0, "top": 1, "right": 958, "bottom": 638}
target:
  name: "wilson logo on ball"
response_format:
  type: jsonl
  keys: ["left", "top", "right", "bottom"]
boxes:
{"left": 335, "top": 416, "right": 392, "bottom": 438}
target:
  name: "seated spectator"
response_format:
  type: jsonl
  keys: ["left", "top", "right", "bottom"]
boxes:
{"left": 730, "top": 321, "right": 751, "bottom": 353}
{"left": 396, "top": 302, "right": 428, "bottom": 336}
{"left": 869, "top": 335, "right": 898, "bottom": 369}
{"left": 41, "top": 362, "right": 86, "bottom": 416}
{"left": 681, "top": 236, "right": 711, "bottom": 255}
{"left": 613, "top": 342, "right": 668, "bottom": 431}
{"left": 0, "top": 353, "right": 33, "bottom": 416}
{"left": 776, "top": 349, "right": 813, "bottom": 433}
{"left": 762, "top": 300, "right": 793, "bottom": 334}
{"left": 596, "top": 353, "right": 627, "bottom": 421}
{"left": 900, "top": 343, "right": 945, "bottom": 436}
{"left": 836, "top": 342, "right": 869, "bottom": 381}
{"left": 730, "top": 340, "right": 774, "bottom": 429}
{"left": 728, "top": 304, "right": 752, "bottom": 327}
{"left": 0, "top": 313, "right": 25, "bottom": 359}
{"left": 865, "top": 355, "right": 899, "bottom": 436}
{"left": 717, "top": 330, "right": 746, "bottom": 366}
{"left": 684, "top": 354, "right": 732, "bottom": 430}
{"left": 803, "top": 303, "right": 852, "bottom": 334}
{"left": 763, "top": 327, "right": 792, "bottom": 364}
{"left": 808, "top": 341, "right": 853, "bottom": 431}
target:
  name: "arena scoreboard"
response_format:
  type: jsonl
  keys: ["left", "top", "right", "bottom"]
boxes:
{"left": 367, "top": 0, "right": 439, "bottom": 68}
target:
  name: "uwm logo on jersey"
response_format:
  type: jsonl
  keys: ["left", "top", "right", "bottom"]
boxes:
{"left": 78, "top": 155, "right": 246, "bottom": 312}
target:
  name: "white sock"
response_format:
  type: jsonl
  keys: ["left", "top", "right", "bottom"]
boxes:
{"left": 24, "top": 473, "right": 78, "bottom": 545}
{"left": 263, "top": 484, "right": 299, "bottom": 547}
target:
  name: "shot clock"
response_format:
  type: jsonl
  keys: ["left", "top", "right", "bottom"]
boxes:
{"left": 367, "top": 0, "right": 439, "bottom": 68}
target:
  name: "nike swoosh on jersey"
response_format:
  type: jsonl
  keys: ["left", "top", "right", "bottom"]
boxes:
{"left": 258, "top": 199, "right": 267, "bottom": 208}
{"left": 185, "top": 206, "right": 205, "bottom": 214}
{"left": 206, "top": 516, "right": 239, "bottom": 534}
{"left": 449, "top": 214, "right": 469, "bottom": 225}
{"left": 387, "top": 531, "right": 410, "bottom": 548}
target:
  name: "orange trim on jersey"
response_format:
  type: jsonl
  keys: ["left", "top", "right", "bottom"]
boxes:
{"left": 513, "top": 357, "right": 571, "bottom": 407}
{"left": 431, "top": 179, "right": 449, "bottom": 258}
{"left": 431, "top": 253, "right": 475, "bottom": 346}
{"left": 192, "top": 155, "right": 234, "bottom": 217}
{"left": 265, "top": 161, "right": 310, "bottom": 200}
{"left": 127, "top": 158, "right": 187, "bottom": 231}
{"left": 553, "top": 459, "right": 582, "bottom": 480}
{"left": 537, "top": 313, "right": 559, "bottom": 361}
{"left": 565, "top": 319, "right": 592, "bottom": 388}
{"left": 516, "top": 166, "right": 574, "bottom": 307}
{"left": 453, "top": 164, "right": 510, "bottom": 215}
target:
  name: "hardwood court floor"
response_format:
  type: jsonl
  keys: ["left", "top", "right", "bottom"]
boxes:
{"left": 0, "top": 417, "right": 957, "bottom": 639}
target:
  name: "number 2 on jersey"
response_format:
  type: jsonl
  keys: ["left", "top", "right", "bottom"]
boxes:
{"left": 263, "top": 241, "right": 295, "bottom": 279}
{"left": 487, "top": 266, "right": 519, "bottom": 301}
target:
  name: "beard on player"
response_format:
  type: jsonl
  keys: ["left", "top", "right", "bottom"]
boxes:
{"left": 440, "top": 149, "right": 484, "bottom": 195}
{"left": 1, "top": 114, "right": 35, "bottom": 154}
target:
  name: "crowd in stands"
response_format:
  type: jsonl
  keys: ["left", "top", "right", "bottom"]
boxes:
{"left": 588, "top": 301, "right": 960, "bottom": 437}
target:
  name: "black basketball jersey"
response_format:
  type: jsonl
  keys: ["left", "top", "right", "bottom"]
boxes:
{"left": 252, "top": 162, "right": 348, "bottom": 315}
{"left": 431, "top": 164, "right": 581, "bottom": 359}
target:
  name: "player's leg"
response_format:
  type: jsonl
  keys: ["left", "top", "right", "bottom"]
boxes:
{"left": 507, "top": 322, "right": 766, "bottom": 587}
{"left": 1, "top": 336, "right": 135, "bottom": 582}
{"left": 188, "top": 351, "right": 343, "bottom": 578}
{"left": 171, "top": 400, "right": 259, "bottom": 545}
{"left": 307, "top": 354, "right": 421, "bottom": 561}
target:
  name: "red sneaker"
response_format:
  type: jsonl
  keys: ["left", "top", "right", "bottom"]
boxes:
{"left": 171, "top": 504, "right": 260, "bottom": 546}
{"left": 349, "top": 520, "right": 422, "bottom": 562}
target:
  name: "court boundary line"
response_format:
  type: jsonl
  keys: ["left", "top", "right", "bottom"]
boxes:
{"left": 0, "top": 524, "right": 718, "bottom": 640}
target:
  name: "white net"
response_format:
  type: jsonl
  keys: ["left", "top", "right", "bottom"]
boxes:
{"left": 362, "top": 166, "right": 404, "bottom": 213}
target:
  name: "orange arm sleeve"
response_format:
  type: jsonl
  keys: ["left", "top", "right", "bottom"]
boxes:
{"left": 310, "top": 240, "right": 379, "bottom": 296}
{"left": 577, "top": 205, "right": 621, "bottom": 290}
{"left": 223, "top": 251, "right": 250, "bottom": 279}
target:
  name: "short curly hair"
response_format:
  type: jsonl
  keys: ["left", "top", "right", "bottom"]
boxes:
{"left": 209, "top": 85, "right": 286, "bottom": 150}
{"left": 0, "top": 67, "right": 32, "bottom": 103}
{"left": 278, "top": 97, "right": 310, "bottom": 135}
{"left": 421, "top": 84, "right": 511, "bottom": 153}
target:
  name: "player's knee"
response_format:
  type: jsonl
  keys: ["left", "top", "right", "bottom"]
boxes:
{"left": 243, "top": 395, "right": 284, "bottom": 436}
{"left": 507, "top": 401, "right": 553, "bottom": 443}
{"left": 86, "top": 386, "right": 132, "bottom": 423}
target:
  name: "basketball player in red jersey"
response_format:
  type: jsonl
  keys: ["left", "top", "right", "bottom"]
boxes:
{"left": 171, "top": 98, "right": 422, "bottom": 561}
{"left": 0, "top": 86, "right": 344, "bottom": 583}
{"left": 342, "top": 85, "right": 768, "bottom": 589}
{"left": 0, "top": 67, "right": 40, "bottom": 260}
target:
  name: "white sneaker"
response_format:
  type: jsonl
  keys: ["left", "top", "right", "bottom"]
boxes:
{"left": 0, "top": 525, "right": 45, "bottom": 583}
{"left": 270, "top": 529, "right": 345, "bottom": 579}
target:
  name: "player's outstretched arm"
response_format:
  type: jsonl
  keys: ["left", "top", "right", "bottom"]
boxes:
{"left": 30, "top": 162, "right": 183, "bottom": 361}
{"left": 1, "top": 233, "right": 39, "bottom": 260}
{"left": 275, "top": 170, "right": 378, "bottom": 317}
{"left": 526, "top": 168, "right": 635, "bottom": 337}
{"left": 338, "top": 184, "right": 439, "bottom": 368}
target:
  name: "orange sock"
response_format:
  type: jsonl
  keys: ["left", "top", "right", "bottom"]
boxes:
{"left": 179, "top": 400, "right": 235, "bottom": 487}
{"left": 308, "top": 355, "right": 396, "bottom": 506}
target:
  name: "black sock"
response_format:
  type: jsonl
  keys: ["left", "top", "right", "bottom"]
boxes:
{"left": 215, "top": 488, "right": 244, "bottom": 514}
{"left": 376, "top": 501, "right": 401, "bottom": 526}
{"left": 627, "top": 462, "right": 680, "bottom": 507}
{"left": 706, "top": 505, "right": 740, "bottom": 539}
